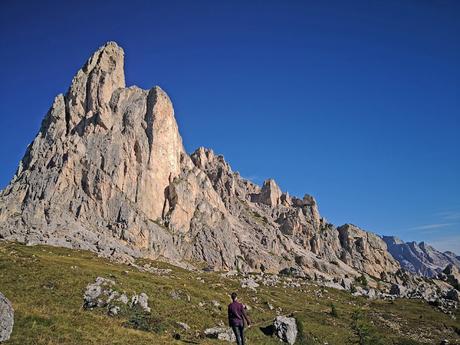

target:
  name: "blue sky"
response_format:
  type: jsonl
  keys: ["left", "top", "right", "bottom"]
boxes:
{"left": 1, "top": 0, "right": 459, "bottom": 252}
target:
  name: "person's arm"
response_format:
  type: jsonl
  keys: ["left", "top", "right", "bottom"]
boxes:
{"left": 242, "top": 305, "right": 251, "bottom": 326}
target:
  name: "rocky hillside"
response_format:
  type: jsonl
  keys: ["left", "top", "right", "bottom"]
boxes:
{"left": 1, "top": 242, "right": 459, "bottom": 345}
{"left": 383, "top": 236, "right": 460, "bottom": 277}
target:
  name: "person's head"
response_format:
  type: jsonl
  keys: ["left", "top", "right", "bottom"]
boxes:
{"left": 231, "top": 292, "right": 237, "bottom": 301}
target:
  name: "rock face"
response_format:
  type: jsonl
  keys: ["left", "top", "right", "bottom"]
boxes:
{"left": 0, "top": 41, "right": 402, "bottom": 282}
{"left": 0, "top": 292, "right": 14, "bottom": 342}
{"left": 383, "top": 236, "right": 460, "bottom": 278}
{"left": 0, "top": 42, "right": 183, "bottom": 261}
{"left": 338, "top": 224, "right": 400, "bottom": 277}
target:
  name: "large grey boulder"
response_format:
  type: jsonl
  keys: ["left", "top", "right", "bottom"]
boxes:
{"left": 0, "top": 293, "right": 14, "bottom": 342}
{"left": 273, "top": 316, "right": 297, "bottom": 345}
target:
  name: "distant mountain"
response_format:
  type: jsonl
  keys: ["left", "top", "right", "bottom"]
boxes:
{"left": 383, "top": 236, "right": 460, "bottom": 277}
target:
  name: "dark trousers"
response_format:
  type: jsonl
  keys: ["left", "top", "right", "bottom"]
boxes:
{"left": 231, "top": 325, "right": 245, "bottom": 345}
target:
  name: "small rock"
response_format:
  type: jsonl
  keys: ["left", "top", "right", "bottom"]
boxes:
{"left": 241, "top": 277, "right": 259, "bottom": 290}
{"left": 138, "top": 292, "right": 151, "bottom": 312}
{"left": 211, "top": 300, "right": 221, "bottom": 308}
{"left": 204, "top": 327, "right": 236, "bottom": 342}
{"left": 177, "top": 322, "right": 190, "bottom": 331}
{"left": 117, "top": 293, "right": 129, "bottom": 304}
{"left": 107, "top": 291, "right": 120, "bottom": 303}
{"left": 108, "top": 305, "right": 120, "bottom": 316}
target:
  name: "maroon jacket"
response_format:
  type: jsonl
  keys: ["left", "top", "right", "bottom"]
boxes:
{"left": 228, "top": 301, "right": 247, "bottom": 327}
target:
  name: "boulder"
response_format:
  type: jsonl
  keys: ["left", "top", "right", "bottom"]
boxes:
{"left": 0, "top": 293, "right": 14, "bottom": 342}
{"left": 130, "top": 293, "right": 151, "bottom": 312}
{"left": 177, "top": 322, "right": 190, "bottom": 331}
{"left": 340, "top": 278, "right": 353, "bottom": 290}
{"left": 108, "top": 305, "right": 120, "bottom": 316}
{"left": 138, "top": 293, "right": 151, "bottom": 312}
{"left": 273, "top": 316, "right": 297, "bottom": 345}
{"left": 83, "top": 277, "right": 115, "bottom": 309}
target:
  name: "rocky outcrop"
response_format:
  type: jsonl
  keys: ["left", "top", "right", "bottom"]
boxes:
{"left": 338, "top": 224, "right": 400, "bottom": 278}
{"left": 442, "top": 264, "right": 460, "bottom": 290}
{"left": 253, "top": 179, "right": 282, "bottom": 207}
{"left": 383, "top": 236, "right": 460, "bottom": 278}
{"left": 0, "top": 41, "right": 402, "bottom": 284}
{"left": 0, "top": 292, "right": 14, "bottom": 342}
{"left": 83, "top": 277, "right": 151, "bottom": 315}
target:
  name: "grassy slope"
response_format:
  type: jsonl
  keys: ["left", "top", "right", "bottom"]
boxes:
{"left": 0, "top": 242, "right": 459, "bottom": 345}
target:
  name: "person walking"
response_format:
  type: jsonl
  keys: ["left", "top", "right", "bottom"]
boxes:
{"left": 228, "top": 292, "right": 251, "bottom": 345}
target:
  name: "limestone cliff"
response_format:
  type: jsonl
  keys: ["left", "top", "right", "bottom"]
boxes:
{"left": 0, "top": 42, "right": 400, "bottom": 281}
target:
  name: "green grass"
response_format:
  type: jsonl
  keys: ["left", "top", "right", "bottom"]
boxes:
{"left": 0, "top": 242, "right": 459, "bottom": 345}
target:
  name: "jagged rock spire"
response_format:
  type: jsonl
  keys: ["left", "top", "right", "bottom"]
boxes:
{"left": 0, "top": 41, "right": 184, "bottom": 259}
{"left": 66, "top": 41, "right": 125, "bottom": 132}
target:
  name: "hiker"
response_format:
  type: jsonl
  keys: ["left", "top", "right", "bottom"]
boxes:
{"left": 228, "top": 292, "right": 251, "bottom": 345}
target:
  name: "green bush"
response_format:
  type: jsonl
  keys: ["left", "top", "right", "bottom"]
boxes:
{"left": 356, "top": 275, "right": 368, "bottom": 287}
{"left": 123, "top": 306, "right": 167, "bottom": 334}
{"left": 330, "top": 303, "right": 338, "bottom": 317}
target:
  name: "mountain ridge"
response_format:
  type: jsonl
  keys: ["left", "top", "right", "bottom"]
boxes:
{"left": 0, "top": 41, "right": 454, "bottom": 290}
{"left": 383, "top": 235, "right": 460, "bottom": 277}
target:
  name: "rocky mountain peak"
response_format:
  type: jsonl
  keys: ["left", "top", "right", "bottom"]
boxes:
{"left": 66, "top": 41, "right": 126, "bottom": 132}
{"left": 1, "top": 42, "right": 405, "bottom": 281}
{"left": 382, "top": 236, "right": 404, "bottom": 245}
{"left": 255, "top": 179, "right": 282, "bottom": 207}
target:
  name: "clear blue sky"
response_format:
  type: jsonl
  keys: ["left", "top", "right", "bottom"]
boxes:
{"left": 1, "top": 0, "right": 459, "bottom": 252}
